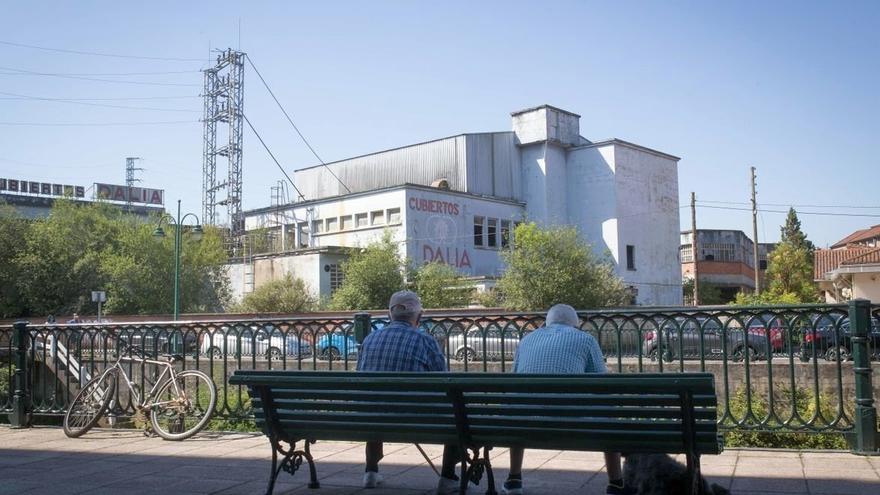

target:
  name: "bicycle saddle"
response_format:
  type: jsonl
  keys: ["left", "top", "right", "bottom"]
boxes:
{"left": 164, "top": 354, "right": 184, "bottom": 364}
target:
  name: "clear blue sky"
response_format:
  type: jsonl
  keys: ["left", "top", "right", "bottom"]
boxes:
{"left": 1, "top": 1, "right": 878, "bottom": 247}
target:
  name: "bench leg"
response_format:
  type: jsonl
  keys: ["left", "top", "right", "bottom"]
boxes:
{"left": 458, "top": 446, "right": 496, "bottom": 495}
{"left": 305, "top": 440, "right": 320, "bottom": 489}
{"left": 266, "top": 438, "right": 319, "bottom": 495}
{"left": 483, "top": 447, "right": 497, "bottom": 495}
{"left": 686, "top": 452, "right": 702, "bottom": 495}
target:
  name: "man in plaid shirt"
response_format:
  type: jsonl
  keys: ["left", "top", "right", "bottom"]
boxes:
{"left": 357, "top": 290, "right": 461, "bottom": 495}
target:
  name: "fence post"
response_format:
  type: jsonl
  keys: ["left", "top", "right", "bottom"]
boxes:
{"left": 849, "top": 299, "right": 878, "bottom": 455}
{"left": 353, "top": 312, "right": 372, "bottom": 345}
{"left": 10, "top": 321, "right": 32, "bottom": 429}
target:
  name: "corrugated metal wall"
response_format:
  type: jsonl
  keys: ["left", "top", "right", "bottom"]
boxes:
{"left": 292, "top": 132, "right": 523, "bottom": 202}
{"left": 293, "top": 135, "right": 469, "bottom": 200}
{"left": 465, "top": 132, "right": 520, "bottom": 200}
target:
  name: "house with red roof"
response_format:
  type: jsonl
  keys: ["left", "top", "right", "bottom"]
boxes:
{"left": 814, "top": 224, "right": 880, "bottom": 303}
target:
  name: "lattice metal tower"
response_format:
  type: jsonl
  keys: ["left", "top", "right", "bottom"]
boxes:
{"left": 125, "top": 157, "right": 143, "bottom": 211}
{"left": 202, "top": 48, "right": 245, "bottom": 253}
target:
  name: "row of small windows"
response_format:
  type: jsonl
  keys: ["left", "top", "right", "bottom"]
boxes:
{"left": 296, "top": 208, "right": 401, "bottom": 248}
{"left": 474, "top": 217, "right": 515, "bottom": 249}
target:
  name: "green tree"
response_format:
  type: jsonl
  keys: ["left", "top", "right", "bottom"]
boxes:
{"left": 235, "top": 273, "right": 316, "bottom": 313}
{"left": 16, "top": 199, "right": 124, "bottom": 315}
{"left": 763, "top": 242, "right": 819, "bottom": 303}
{"left": 330, "top": 232, "right": 405, "bottom": 310}
{"left": 14, "top": 199, "right": 230, "bottom": 316}
{"left": 496, "top": 223, "right": 630, "bottom": 311}
{"left": 682, "top": 279, "right": 726, "bottom": 305}
{"left": 0, "top": 203, "right": 30, "bottom": 317}
{"left": 410, "top": 262, "right": 473, "bottom": 309}
{"left": 780, "top": 208, "right": 815, "bottom": 254}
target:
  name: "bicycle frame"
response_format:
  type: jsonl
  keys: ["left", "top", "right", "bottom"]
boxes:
{"left": 100, "top": 353, "right": 184, "bottom": 411}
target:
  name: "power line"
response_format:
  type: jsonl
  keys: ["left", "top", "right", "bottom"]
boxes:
{"left": 0, "top": 95, "right": 198, "bottom": 101}
{"left": 0, "top": 69, "right": 199, "bottom": 76}
{"left": 244, "top": 54, "right": 351, "bottom": 194}
{"left": 0, "top": 65, "right": 200, "bottom": 86}
{"left": 242, "top": 113, "right": 305, "bottom": 201}
{"left": 0, "top": 120, "right": 197, "bottom": 127}
{"left": 0, "top": 40, "right": 204, "bottom": 62}
{"left": 0, "top": 157, "right": 117, "bottom": 169}
{"left": 0, "top": 90, "right": 200, "bottom": 112}
{"left": 697, "top": 204, "right": 880, "bottom": 218}
{"left": 699, "top": 199, "right": 880, "bottom": 209}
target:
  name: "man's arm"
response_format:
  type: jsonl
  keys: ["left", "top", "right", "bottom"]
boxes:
{"left": 423, "top": 336, "right": 448, "bottom": 372}
{"left": 584, "top": 334, "right": 608, "bottom": 374}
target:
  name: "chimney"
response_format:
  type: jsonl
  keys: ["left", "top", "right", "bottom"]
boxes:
{"left": 511, "top": 105, "right": 581, "bottom": 147}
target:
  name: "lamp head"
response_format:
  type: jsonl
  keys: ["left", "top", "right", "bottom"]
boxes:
{"left": 191, "top": 225, "right": 204, "bottom": 242}
{"left": 152, "top": 226, "right": 166, "bottom": 238}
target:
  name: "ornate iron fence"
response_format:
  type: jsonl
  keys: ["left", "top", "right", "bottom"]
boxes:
{"left": 2, "top": 302, "right": 878, "bottom": 452}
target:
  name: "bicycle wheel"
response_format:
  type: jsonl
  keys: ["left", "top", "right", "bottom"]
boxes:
{"left": 150, "top": 369, "right": 217, "bottom": 441}
{"left": 63, "top": 369, "right": 117, "bottom": 438}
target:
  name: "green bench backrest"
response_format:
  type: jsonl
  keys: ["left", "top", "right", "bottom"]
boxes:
{"left": 229, "top": 371, "right": 720, "bottom": 455}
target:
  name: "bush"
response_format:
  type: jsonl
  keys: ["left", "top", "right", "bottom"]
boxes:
{"left": 410, "top": 262, "right": 473, "bottom": 309}
{"left": 497, "top": 223, "right": 629, "bottom": 310}
{"left": 236, "top": 273, "right": 316, "bottom": 314}
{"left": 723, "top": 385, "right": 849, "bottom": 449}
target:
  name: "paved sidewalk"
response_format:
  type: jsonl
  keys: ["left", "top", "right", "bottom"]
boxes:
{"left": 1, "top": 427, "right": 878, "bottom": 494}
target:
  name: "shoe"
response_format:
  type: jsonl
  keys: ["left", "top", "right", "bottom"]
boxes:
{"left": 606, "top": 482, "right": 636, "bottom": 495}
{"left": 501, "top": 478, "right": 523, "bottom": 495}
{"left": 362, "top": 471, "right": 383, "bottom": 488}
{"left": 436, "top": 476, "right": 461, "bottom": 495}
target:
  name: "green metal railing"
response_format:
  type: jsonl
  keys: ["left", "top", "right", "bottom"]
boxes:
{"left": 2, "top": 301, "right": 878, "bottom": 453}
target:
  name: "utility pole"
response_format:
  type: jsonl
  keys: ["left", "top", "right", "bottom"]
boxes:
{"left": 691, "top": 192, "right": 699, "bottom": 306}
{"left": 750, "top": 166, "right": 761, "bottom": 294}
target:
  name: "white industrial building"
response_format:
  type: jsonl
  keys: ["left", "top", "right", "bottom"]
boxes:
{"left": 230, "top": 105, "right": 683, "bottom": 306}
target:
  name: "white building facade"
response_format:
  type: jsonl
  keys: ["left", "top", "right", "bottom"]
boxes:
{"left": 233, "top": 105, "right": 683, "bottom": 306}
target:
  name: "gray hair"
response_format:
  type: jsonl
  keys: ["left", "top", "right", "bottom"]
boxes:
{"left": 546, "top": 304, "right": 579, "bottom": 327}
{"left": 388, "top": 290, "right": 423, "bottom": 322}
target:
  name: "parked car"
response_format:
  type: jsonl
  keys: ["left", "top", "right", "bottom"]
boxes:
{"left": 315, "top": 331, "right": 359, "bottom": 360}
{"left": 200, "top": 324, "right": 311, "bottom": 360}
{"left": 446, "top": 326, "right": 521, "bottom": 361}
{"left": 643, "top": 317, "right": 770, "bottom": 362}
{"left": 118, "top": 327, "right": 200, "bottom": 356}
{"left": 800, "top": 316, "right": 880, "bottom": 362}
{"left": 744, "top": 315, "right": 786, "bottom": 354}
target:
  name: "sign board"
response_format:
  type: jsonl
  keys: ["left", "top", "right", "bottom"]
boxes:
{"left": 0, "top": 178, "right": 85, "bottom": 198}
{"left": 94, "top": 183, "right": 164, "bottom": 205}
{"left": 91, "top": 291, "right": 106, "bottom": 303}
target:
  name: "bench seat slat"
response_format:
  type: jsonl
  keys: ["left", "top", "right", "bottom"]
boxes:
{"left": 259, "top": 399, "right": 715, "bottom": 420}
{"left": 250, "top": 389, "right": 715, "bottom": 408}
{"left": 231, "top": 374, "right": 716, "bottom": 395}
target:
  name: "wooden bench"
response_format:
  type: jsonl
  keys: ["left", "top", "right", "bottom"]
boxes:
{"left": 229, "top": 371, "right": 722, "bottom": 495}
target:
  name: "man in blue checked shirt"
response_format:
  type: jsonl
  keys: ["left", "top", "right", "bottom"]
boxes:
{"left": 501, "top": 304, "right": 634, "bottom": 495}
{"left": 357, "top": 290, "right": 461, "bottom": 495}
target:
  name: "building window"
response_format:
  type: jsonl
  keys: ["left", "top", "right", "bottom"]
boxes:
{"left": 370, "top": 210, "right": 384, "bottom": 226}
{"left": 387, "top": 208, "right": 401, "bottom": 224}
{"left": 626, "top": 245, "right": 636, "bottom": 271}
{"left": 500, "top": 220, "right": 511, "bottom": 248}
{"left": 759, "top": 259, "right": 768, "bottom": 270}
{"left": 473, "top": 216, "right": 484, "bottom": 246}
{"left": 327, "top": 264, "right": 344, "bottom": 294}
{"left": 702, "top": 243, "right": 735, "bottom": 262}
{"left": 680, "top": 245, "right": 693, "bottom": 263}
{"left": 297, "top": 222, "right": 309, "bottom": 248}
{"left": 325, "top": 217, "right": 338, "bottom": 232}
{"left": 311, "top": 220, "right": 324, "bottom": 234}
{"left": 340, "top": 215, "right": 352, "bottom": 231}
{"left": 487, "top": 218, "right": 497, "bottom": 248}
{"left": 355, "top": 213, "right": 368, "bottom": 228}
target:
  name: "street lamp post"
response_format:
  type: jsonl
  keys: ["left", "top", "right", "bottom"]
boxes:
{"left": 153, "top": 199, "right": 203, "bottom": 320}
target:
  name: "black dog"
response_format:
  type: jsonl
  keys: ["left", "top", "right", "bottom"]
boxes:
{"left": 623, "top": 454, "right": 730, "bottom": 495}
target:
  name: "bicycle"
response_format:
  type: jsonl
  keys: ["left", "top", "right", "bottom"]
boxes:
{"left": 63, "top": 340, "right": 217, "bottom": 441}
